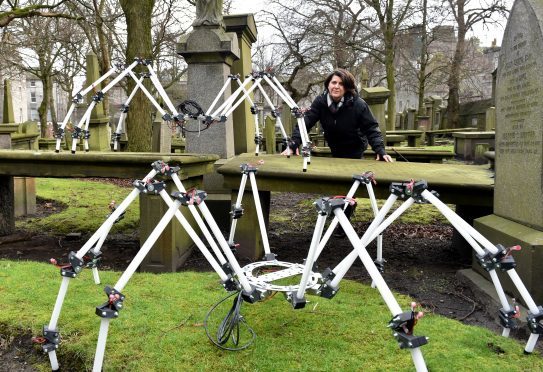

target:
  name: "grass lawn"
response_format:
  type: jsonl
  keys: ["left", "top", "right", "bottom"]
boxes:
{"left": 1, "top": 260, "right": 542, "bottom": 371}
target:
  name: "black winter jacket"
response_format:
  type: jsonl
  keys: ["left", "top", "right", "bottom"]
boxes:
{"left": 291, "top": 93, "right": 386, "bottom": 159}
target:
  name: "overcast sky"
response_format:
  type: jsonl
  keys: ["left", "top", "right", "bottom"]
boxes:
{"left": 229, "top": 0, "right": 513, "bottom": 47}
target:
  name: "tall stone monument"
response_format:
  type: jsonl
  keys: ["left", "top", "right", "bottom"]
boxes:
{"left": 85, "top": 53, "right": 110, "bottom": 151}
{"left": 474, "top": 0, "right": 543, "bottom": 303}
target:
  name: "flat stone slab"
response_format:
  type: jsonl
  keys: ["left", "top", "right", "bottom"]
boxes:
{"left": 453, "top": 131, "right": 495, "bottom": 139}
{"left": 0, "top": 150, "right": 219, "bottom": 180}
{"left": 218, "top": 153, "right": 494, "bottom": 206}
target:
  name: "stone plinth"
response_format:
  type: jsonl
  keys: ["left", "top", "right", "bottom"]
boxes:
{"left": 13, "top": 177, "right": 35, "bottom": 217}
{"left": 2, "top": 79, "right": 15, "bottom": 124}
{"left": 152, "top": 113, "right": 171, "bottom": 153}
{"left": 485, "top": 107, "right": 496, "bottom": 131}
{"left": 417, "top": 115, "right": 430, "bottom": 131}
{"left": 360, "top": 87, "right": 390, "bottom": 134}
{"left": 224, "top": 14, "right": 258, "bottom": 155}
{"left": 453, "top": 131, "right": 495, "bottom": 162}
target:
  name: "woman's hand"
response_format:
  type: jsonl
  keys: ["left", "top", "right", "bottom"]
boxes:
{"left": 376, "top": 154, "right": 393, "bottom": 162}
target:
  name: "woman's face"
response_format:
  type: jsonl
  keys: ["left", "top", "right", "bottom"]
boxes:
{"left": 328, "top": 75, "right": 345, "bottom": 102}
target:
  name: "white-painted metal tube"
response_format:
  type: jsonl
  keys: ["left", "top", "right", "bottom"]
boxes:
{"left": 507, "top": 270, "right": 539, "bottom": 313}
{"left": 525, "top": 333, "right": 540, "bottom": 353}
{"left": 421, "top": 190, "right": 486, "bottom": 256}
{"left": 75, "top": 168, "right": 157, "bottom": 259}
{"left": 207, "top": 77, "right": 233, "bottom": 115}
{"left": 228, "top": 174, "right": 248, "bottom": 245}
{"left": 296, "top": 213, "right": 327, "bottom": 299}
{"left": 334, "top": 208, "right": 402, "bottom": 315}
{"left": 331, "top": 197, "right": 412, "bottom": 287}
{"left": 92, "top": 267, "right": 100, "bottom": 285}
{"left": 146, "top": 65, "right": 179, "bottom": 115}
{"left": 55, "top": 103, "right": 76, "bottom": 150}
{"left": 315, "top": 180, "right": 361, "bottom": 259}
{"left": 115, "top": 200, "right": 180, "bottom": 292}
{"left": 158, "top": 190, "right": 228, "bottom": 281}
{"left": 210, "top": 76, "right": 253, "bottom": 118}
{"left": 502, "top": 328, "right": 511, "bottom": 337}
{"left": 170, "top": 173, "right": 227, "bottom": 264}
{"left": 237, "top": 78, "right": 255, "bottom": 106}
{"left": 127, "top": 71, "right": 167, "bottom": 115}
{"left": 275, "top": 116, "right": 288, "bottom": 140}
{"left": 222, "top": 80, "right": 261, "bottom": 118}
{"left": 100, "top": 60, "right": 140, "bottom": 94}
{"left": 249, "top": 172, "right": 271, "bottom": 255}
{"left": 264, "top": 75, "right": 294, "bottom": 107}
{"left": 80, "top": 66, "right": 118, "bottom": 96}
{"left": 92, "top": 318, "right": 111, "bottom": 372}
{"left": 410, "top": 348, "right": 428, "bottom": 372}
{"left": 197, "top": 202, "right": 253, "bottom": 293}
{"left": 48, "top": 350, "right": 59, "bottom": 371}
{"left": 48, "top": 277, "right": 70, "bottom": 330}
{"left": 488, "top": 269, "right": 511, "bottom": 312}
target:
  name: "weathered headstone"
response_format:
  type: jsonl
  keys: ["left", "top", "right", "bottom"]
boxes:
{"left": 85, "top": 53, "right": 110, "bottom": 151}
{"left": 360, "top": 87, "right": 390, "bottom": 136}
{"left": 407, "top": 108, "right": 416, "bottom": 130}
{"left": 485, "top": 106, "right": 496, "bottom": 131}
{"left": 2, "top": 79, "right": 15, "bottom": 124}
{"left": 474, "top": 0, "right": 543, "bottom": 304}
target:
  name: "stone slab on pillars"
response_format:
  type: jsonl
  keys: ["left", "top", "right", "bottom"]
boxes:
{"left": 224, "top": 14, "right": 258, "bottom": 155}
{"left": 474, "top": 214, "right": 543, "bottom": 304}
{"left": 360, "top": 87, "right": 390, "bottom": 135}
{"left": 13, "top": 177, "right": 36, "bottom": 217}
{"left": 86, "top": 53, "right": 111, "bottom": 152}
{"left": 2, "top": 79, "right": 15, "bottom": 124}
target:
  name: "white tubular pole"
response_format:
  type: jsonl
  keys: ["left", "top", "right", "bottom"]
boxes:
{"left": 275, "top": 116, "right": 288, "bottom": 140}
{"left": 210, "top": 76, "right": 252, "bottom": 118}
{"left": 48, "top": 277, "right": 70, "bottom": 330}
{"left": 502, "top": 328, "right": 511, "bottom": 337}
{"left": 254, "top": 113, "right": 261, "bottom": 155}
{"left": 92, "top": 267, "right": 101, "bottom": 285}
{"left": 366, "top": 183, "right": 383, "bottom": 288}
{"left": 169, "top": 173, "right": 227, "bottom": 264}
{"left": 296, "top": 213, "right": 327, "bottom": 299}
{"left": 75, "top": 168, "right": 157, "bottom": 259}
{"left": 71, "top": 103, "right": 95, "bottom": 152}
{"left": 331, "top": 197, "right": 413, "bottom": 287}
{"left": 421, "top": 190, "right": 486, "bottom": 257}
{"left": 158, "top": 190, "right": 228, "bottom": 281}
{"left": 115, "top": 200, "right": 180, "bottom": 292}
{"left": 237, "top": 78, "right": 256, "bottom": 106}
{"left": 222, "top": 80, "right": 262, "bottom": 118}
{"left": 48, "top": 350, "right": 59, "bottom": 371}
{"left": 263, "top": 75, "right": 293, "bottom": 107}
{"left": 489, "top": 270, "right": 511, "bottom": 312}
{"left": 92, "top": 318, "right": 111, "bottom": 372}
{"left": 127, "top": 71, "right": 167, "bottom": 116}
{"left": 101, "top": 60, "right": 140, "bottom": 95}
{"left": 410, "top": 348, "right": 429, "bottom": 372}
{"left": 228, "top": 174, "right": 248, "bottom": 245}
{"left": 207, "top": 77, "right": 234, "bottom": 115}
{"left": 196, "top": 202, "right": 253, "bottom": 293}
{"left": 507, "top": 270, "right": 539, "bottom": 313}
{"left": 80, "top": 66, "right": 118, "bottom": 96}
{"left": 55, "top": 103, "right": 76, "bottom": 150}
{"left": 249, "top": 172, "right": 271, "bottom": 256}
{"left": 525, "top": 334, "right": 540, "bottom": 353}
{"left": 315, "top": 180, "right": 361, "bottom": 259}
{"left": 145, "top": 65, "right": 179, "bottom": 115}
{"left": 334, "top": 208, "right": 402, "bottom": 315}
{"left": 296, "top": 117, "right": 311, "bottom": 146}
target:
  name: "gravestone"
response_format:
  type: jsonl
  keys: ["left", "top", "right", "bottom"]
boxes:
{"left": 2, "top": 79, "right": 15, "bottom": 124}
{"left": 407, "top": 108, "right": 416, "bottom": 130}
{"left": 85, "top": 53, "right": 110, "bottom": 151}
{"left": 474, "top": 0, "right": 543, "bottom": 304}
{"left": 485, "top": 106, "right": 496, "bottom": 132}
{"left": 360, "top": 87, "right": 390, "bottom": 136}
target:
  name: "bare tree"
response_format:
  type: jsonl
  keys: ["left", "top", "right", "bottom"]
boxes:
{"left": 0, "top": 0, "right": 80, "bottom": 27}
{"left": 445, "top": 0, "right": 507, "bottom": 128}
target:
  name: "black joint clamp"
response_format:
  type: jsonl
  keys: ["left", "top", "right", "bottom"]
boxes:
{"left": 151, "top": 161, "right": 180, "bottom": 176}
{"left": 221, "top": 262, "right": 234, "bottom": 276}
{"left": 321, "top": 268, "right": 336, "bottom": 282}
{"left": 120, "top": 104, "right": 129, "bottom": 113}
{"left": 241, "top": 288, "right": 265, "bottom": 304}
{"left": 144, "top": 181, "right": 166, "bottom": 195}
{"left": 60, "top": 251, "right": 84, "bottom": 278}
{"left": 82, "top": 130, "right": 90, "bottom": 140}
{"left": 72, "top": 126, "right": 82, "bottom": 139}
{"left": 231, "top": 205, "right": 244, "bottom": 219}
{"left": 228, "top": 74, "right": 239, "bottom": 80}
{"left": 41, "top": 325, "right": 60, "bottom": 353}
{"left": 139, "top": 72, "right": 152, "bottom": 78}
{"left": 172, "top": 190, "right": 208, "bottom": 206}
{"left": 111, "top": 132, "right": 122, "bottom": 142}
{"left": 527, "top": 306, "right": 543, "bottom": 334}
{"left": 92, "top": 91, "right": 105, "bottom": 102}
{"left": 72, "top": 92, "right": 83, "bottom": 104}
{"left": 219, "top": 115, "right": 227, "bottom": 123}
{"left": 240, "top": 163, "right": 258, "bottom": 174}
{"left": 477, "top": 245, "right": 516, "bottom": 272}
{"left": 254, "top": 135, "right": 263, "bottom": 145}
{"left": 319, "top": 281, "right": 339, "bottom": 299}
{"left": 291, "top": 107, "right": 303, "bottom": 118}
{"left": 393, "top": 331, "right": 428, "bottom": 349}
{"left": 133, "top": 180, "right": 146, "bottom": 192}
{"left": 141, "top": 59, "right": 153, "bottom": 66}
{"left": 271, "top": 109, "right": 279, "bottom": 118}
{"left": 301, "top": 146, "right": 311, "bottom": 157}
{"left": 411, "top": 180, "right": 429, "bottom": 203}
{"left": 96, "top": 286, "right": 126, "bottom": 319}
{"left": 498, "top": 307, "right": 519, "bottom": 329}
{"left": 55, "top": 127, "right": 65, "bottom": 139}
{"left": 353, "top": 171, "right": 375, "bottom": 185}
{"left": 250, "top": 105, "right": 258, "bottom": 115}
{"left": 107, "top": 204, "right": 125, "bottom": 224}
{"left": 263, "top": 253, "right": 277, "bottom": 261}
{"left": 221, "top": 277, "right": 238, "bottom": 292}
{"left": 162, "top": 113, "right": 173, "bottom": 121}
{"left": 85, "top": 249, "right": 103, "bottom": 269}
{"left": 290, "top": 293, "right": 306, "bottom": 309}
{"left": 374, "top": 258, "right": 385, "bottom": 273}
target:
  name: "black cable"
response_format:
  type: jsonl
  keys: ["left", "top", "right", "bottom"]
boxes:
{"left": 204, "top": 291, "right": 256, "bottom": 351}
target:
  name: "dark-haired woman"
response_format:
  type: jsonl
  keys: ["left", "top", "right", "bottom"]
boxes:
{"left": 283, "top": 68, "right": 393, "bottom": 162}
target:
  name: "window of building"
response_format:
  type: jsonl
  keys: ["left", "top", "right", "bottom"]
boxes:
{"left": 30, "top": 92, "right": 36, "bottom": 103}
{"left": 30, "top": 81, "right": 36, "bottom": 87}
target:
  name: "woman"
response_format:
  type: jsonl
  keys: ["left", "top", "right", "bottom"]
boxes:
{"left": 284, "top": 68, "right": 393, "bottom": 162}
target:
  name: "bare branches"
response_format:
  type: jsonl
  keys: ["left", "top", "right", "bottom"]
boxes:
{"left": 0, "top": 0, "right": 81, "bottom": 27}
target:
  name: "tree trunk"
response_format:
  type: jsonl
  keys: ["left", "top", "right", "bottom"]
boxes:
{"left": 96, "top": 0, "right": 112, "bottom": 118}
{"left": 417, "top": 0, "right": 428, "bottom": 116}
{"left": 47, "top": 75, "right": 58, "bottom": 133}
{"left": 38, "top": 77, "right": 50, "bottom": 138}
{"left": 119, "top": 0, "right": 155, "bottom": 152}
{"left": 447, "top": 0, "right": 466, "bottom": 129}
{"left": 384, "top": 28, "right": 396, "bottom": 130}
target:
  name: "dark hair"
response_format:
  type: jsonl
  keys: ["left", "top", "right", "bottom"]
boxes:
{"left": 324, "top": 69, "right": 357, "bottom": 96}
